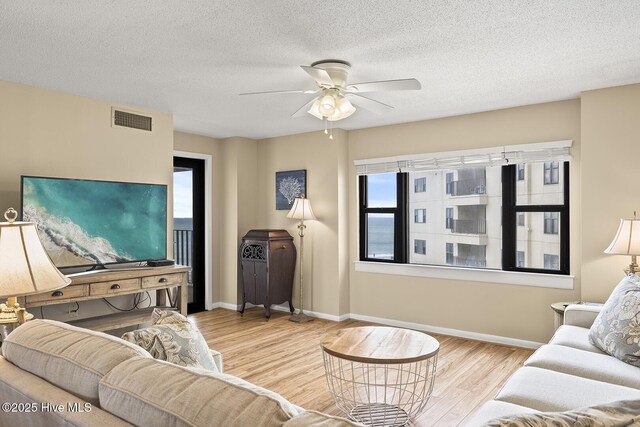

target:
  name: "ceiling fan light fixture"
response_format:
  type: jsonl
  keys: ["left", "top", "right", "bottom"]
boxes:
{"left": 307, "top": 99, "right": 323, "bottom": 120}
{"left": 319, "top": 94, "right": 336, "bottom": 116}
{"left": 328, "top": 96, "right": 355, "bottom": 121}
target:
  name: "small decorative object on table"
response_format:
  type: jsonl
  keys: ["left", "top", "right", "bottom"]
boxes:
{"left": 0, "top": 208, "right": 70, "bottom": 334}
{"left": 550, "top": 301, "right": 582, "bottom": 330}
{"left": 321, "top": 326, "right": 439, "bottom": 426}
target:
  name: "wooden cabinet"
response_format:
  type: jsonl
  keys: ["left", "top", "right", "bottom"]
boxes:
{"left": 240, "top": 229, "right": 296, "bottom": 319}
{"left": 19, "top": 266, "right": 190, "bottom": 332}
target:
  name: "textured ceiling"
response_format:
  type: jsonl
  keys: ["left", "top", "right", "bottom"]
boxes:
{"left": 1, "top": 1, "right": 639, "bottom": 139}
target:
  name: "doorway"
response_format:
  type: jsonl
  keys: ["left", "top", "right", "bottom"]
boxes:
{"left": 173, "top": 156, "right": 205, "bottom": 313}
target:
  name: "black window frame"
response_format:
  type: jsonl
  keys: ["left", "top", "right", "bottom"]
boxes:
{"left": 358, "top": 173, "right": 408, "bottom": 263}
{"left": 502, "top": 161, "right": 569, "bottom": 275}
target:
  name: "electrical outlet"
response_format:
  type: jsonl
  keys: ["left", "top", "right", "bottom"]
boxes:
{"left": 68, "top": 304, "right": 79, "bottom": 318}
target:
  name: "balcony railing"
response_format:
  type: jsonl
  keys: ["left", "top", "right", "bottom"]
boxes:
{"left": 449, "top": 219, "right": 486, "bottom": 234}
{"left": 451, "top": 256, "right": 487, "bottom": 268}
{"left": 447, "top": 179, "right": 486, "bottom": 196}
{"left": 173, "top": 229, "right": 193, "bottom": 284}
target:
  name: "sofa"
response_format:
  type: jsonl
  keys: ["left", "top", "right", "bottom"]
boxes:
{"left": 0, "top": 319, "right": 360, "bottom": 426}
{"left": 464, "top": 303, "right": 640, "bottom": 425}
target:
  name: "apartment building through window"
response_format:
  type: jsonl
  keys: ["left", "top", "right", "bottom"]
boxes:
{"left": 414, "top": 177, "right": 426, "bottom": 192}
{"left": 357, "top": 141, "right": 570, "bottom": 275}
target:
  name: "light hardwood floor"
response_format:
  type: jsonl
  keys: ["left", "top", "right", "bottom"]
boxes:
{"left": 190, "top": 307, "right": 532, "bottom": 426}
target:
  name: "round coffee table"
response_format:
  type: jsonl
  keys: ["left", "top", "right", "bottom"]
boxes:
{"left": 320, "top": 326, "right": 439, "bottom": 426}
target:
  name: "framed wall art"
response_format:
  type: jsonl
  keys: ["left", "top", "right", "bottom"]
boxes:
{"left": 276, "top": 169, "right": 306, "bottom": 210}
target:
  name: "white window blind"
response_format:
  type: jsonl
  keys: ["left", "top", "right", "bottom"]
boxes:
{"left": 354, "top": 140, "right": 572, "bottom": 175}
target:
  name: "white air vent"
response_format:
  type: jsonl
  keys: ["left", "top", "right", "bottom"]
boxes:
{"left": 112, "top": 108, "right": 152, "bottom": 131}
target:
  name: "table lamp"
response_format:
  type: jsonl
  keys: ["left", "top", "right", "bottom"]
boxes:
{"left": 0, "top": 208, "right": 71, "bottom": 325}
{"left": 286, "top": 198, "right": 317, "bottom": 323}
{"left": 604, "top": 212, "right": 640, "bottom": 275}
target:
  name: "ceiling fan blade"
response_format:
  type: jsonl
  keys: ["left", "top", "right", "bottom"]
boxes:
{"left": 347, "top": 93, "right": 394, "bottom": 114}
{"left": 291, "top": 97, "right": 319, "bottom": 118}
{"left": 240, "top": 89, "right": 317, "bottom": 96}
{"left": 347, "top": 78, "right": 421, "bottom": 93}
{"left": 300, "top": 65, "right": 335, "bottom": 86}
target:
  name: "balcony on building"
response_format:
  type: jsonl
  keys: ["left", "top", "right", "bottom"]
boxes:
{"left": 446, "top": 168, "right": 488, "bottom": 205}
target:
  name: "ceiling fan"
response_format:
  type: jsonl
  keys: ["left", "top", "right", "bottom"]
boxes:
{"left": 240, "top": 60, "right": 421, "bottom": 135}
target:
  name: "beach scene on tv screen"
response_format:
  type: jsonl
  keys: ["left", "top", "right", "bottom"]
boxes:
{"left": 23, "top": 177, "right": 167, "bottom": 268}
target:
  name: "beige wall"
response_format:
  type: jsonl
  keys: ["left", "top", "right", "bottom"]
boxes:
{"left": 219, "top": 137, "right": 259, "bottom": 305}
{"left": 0, "top": 80, "right": 173, "bottom": 321}
{"left": 256, "top": 129, "right": 350, "bottom": 317}
{"left": 347, "top": 100, "right": 582, "bottom": 343}
{"left": 581, "top": 83, "right": 640, "bottom": 301}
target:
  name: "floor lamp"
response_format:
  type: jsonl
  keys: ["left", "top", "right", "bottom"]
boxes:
{"left": 0, "top": 208, "right": 71, "bottom": 327}
{"left": 287, "top": 198, "right": 317, "bottom": 323}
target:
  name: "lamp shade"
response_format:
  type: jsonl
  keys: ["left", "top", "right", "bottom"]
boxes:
{"left": 286, "top": 198, "right": 317, "bottom": 221}
{"left": 0, "top": 219, "right": 70, "bottom": 298}
{"left": 604, "top": 218, "right": 640, "bottom": 255}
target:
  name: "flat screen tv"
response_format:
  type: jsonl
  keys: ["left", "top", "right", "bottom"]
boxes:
{"left": 21, "top": 175, "right": 167, "bottom": 270}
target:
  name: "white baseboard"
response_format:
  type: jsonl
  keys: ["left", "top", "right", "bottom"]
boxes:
{"left": 348, "top": 313, "right": 543, "bottom": 350}
{"left": 209, "top": 302, "right": 541, "bottom": 349}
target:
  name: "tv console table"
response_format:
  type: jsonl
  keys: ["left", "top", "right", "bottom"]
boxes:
{"left": 17, "top": 265, "right": 190, "bottom": 332}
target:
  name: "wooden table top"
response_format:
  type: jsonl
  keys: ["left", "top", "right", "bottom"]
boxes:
{"left": 321, "top": 326, "right": 439, "bottom": 364}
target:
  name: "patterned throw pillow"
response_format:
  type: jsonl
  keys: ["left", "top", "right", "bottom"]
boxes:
{"left": 483, "top": 399, "right": 640, "bottom": 426}
{"left": 122, "top": 309, "right": 218, "bottom": 372}
{"left": 589, "top": 275, "right": 640, "bottom": 367}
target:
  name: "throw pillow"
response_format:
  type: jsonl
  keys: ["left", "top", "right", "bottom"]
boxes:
{"left": 122, "top": 309, "right": 218, "bottom": 372}
{"left": 483, "top": 399, "right": 640, "bottom": 426}
{"left": 589, "top": 275, "right": 640, "bottom": 367}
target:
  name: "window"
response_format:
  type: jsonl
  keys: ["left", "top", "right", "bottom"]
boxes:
{"left": 544, "top": 162, "right": 559, "bottom": 185}
{"left": 544, "top": 254, "right": 560, "bottom": 270}
{"left": 445, "top": 172, "right": 454, "bottom": 195}
{"left": 544, "top": 212, "right": 559, "bottom": 234}
{"left": 357, "top": 142, "right": 571, "bottom": 276}
{"left": 446, "top": 243, "right": 454, "bottom": 264}
{"left": 505, "top": 161, "right": 569, "bottom": 274}
{"left": 414, "top": 177, "right": 426, "bottom": 193}
{"left": 445, "top": 208, "right": 453, "bottom": 229}
{"left": 358, "top": 173, "right": 407, "bottom": 262}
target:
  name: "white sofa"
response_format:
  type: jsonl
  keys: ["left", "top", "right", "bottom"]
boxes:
{"left": 0, "top": 319, "right": 360, "bottom": 426}
{"left": 464, "top": 304, "right": 640, "bottom": 425}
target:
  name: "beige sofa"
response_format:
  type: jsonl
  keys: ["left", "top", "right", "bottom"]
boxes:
{"left": 464, "top": 304, "right": 640, "bottom": 425}
{"left": 0, "top": 319, "right": 360, "bottom": 427}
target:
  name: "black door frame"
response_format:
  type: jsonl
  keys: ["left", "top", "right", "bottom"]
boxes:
{"left": 173, "top": 156, "right": 205, "bottom": 313}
